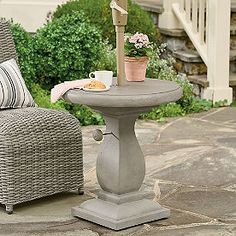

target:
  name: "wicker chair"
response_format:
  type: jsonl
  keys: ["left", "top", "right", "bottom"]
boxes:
{"left": 0, "top": 20, "right": 84, "bottom": 214}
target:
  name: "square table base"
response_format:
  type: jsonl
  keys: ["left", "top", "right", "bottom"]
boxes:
{"left": 72, "top": 192, "right": 170, "bottom": 230}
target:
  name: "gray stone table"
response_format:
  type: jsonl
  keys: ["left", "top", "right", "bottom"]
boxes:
{"left": 64, "top": 79, "right": 182, "bottom": 230}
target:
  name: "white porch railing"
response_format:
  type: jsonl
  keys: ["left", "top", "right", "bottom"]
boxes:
{"left": 172, "top": 0, "right": 207, "bottom": 65}
{"left": 159, "top": 0, "right": 233, "bottom": 104}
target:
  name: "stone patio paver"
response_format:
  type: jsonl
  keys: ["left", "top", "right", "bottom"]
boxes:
{"left": 0, "top": 107, "right": 235, "bottom": 235}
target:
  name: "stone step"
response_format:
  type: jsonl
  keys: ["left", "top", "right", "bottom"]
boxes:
{"left": 164, "top": 31, "right": 236, "bottom": 52}
{"left": 188, "top": 75, "right": 209, "bottom": 88}
{"left": 174, "top": 58, "right": 207, "bottom": 76}
{"left": 232, "top": 2, "right": 236, "bottom": 12}
{"left": 188, "top": 73, "right": 236, "bottom": 99}
{"left": 231, "top": 50, "right": 236, "bottom": 61}
{"left": 162, "top": 26, "right": 236, "bottom": 52}
{"left": 230, "top": 73, "right": 236, "bottom": 86}
{"left": 173, "top": 49, "right": 236, "bottom": 76}
{"left": 231, "top": 38, "right": 236, "bottom": 50}
{"left": 160, "top": 24, "right": 236, "bottom": 38}
{"left": 173, "top": 49, "right": 236, "bottom": 63}
{"left": 231, "top": 25, "right": 236, "bottom": 35}
{"left": 159, "top": 28, "right": 186, "bottom": 37}
{"left": 173, "top": 50, "right": 202, "bottom": 63}
{"left": 188, "top": 74, "right": 236, "bottom": 88}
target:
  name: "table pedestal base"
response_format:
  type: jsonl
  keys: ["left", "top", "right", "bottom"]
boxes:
{"left": 72, "top": 191, "right": 170, "bottom": 230}
{"left": 65, "top": 80, "right": 182, "bottom": 230}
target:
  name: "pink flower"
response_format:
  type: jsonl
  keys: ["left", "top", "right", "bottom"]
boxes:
{"left": 129, "top": 33, "right": 150, "bottom": 46}
{"left": 125, "top": 32, "right": 152, "bottom": 57}
{"left": 129, "top": 37, "right": 136, "bottom": 44}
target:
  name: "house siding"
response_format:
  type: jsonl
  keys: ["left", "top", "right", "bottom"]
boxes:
{"left": 0, "top": 0, "right": 65, "bottom": 32}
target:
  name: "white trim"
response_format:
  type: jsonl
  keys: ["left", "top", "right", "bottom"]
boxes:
{"left": 172, "top": 2, "right": 208, "bottom": 65}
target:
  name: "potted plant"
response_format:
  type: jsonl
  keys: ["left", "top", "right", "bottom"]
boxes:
{"left": 124, "top": 32, "right": 153, "bottom": 82}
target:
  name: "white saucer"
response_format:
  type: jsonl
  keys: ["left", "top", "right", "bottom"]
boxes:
{"left": 83, "top": 87, "right": 110, "bottom": 92}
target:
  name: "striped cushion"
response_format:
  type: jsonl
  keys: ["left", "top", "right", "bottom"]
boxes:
{"left": 0, "top": 59, "right": 35, "bottom": 109}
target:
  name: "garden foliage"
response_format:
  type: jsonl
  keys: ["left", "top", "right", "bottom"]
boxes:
{"left": 10, "top": 23, "right": 36, "bottom": 88}
{"left": 142, "top": 44, "right": 213, "bottom": 120}
{"left": 9, "top": 5, "right": 217, "bottom": 126}
{"left": 31, "top": 83, "right": 105, "bottom": 125}
{"left": 52, "top": 0, "right": 159, "bottom": 47}
{"left": 33, "top": 12, "right": 103, "bottom": 89}
{"left": 10, "top": 19, "right": 105, "bottom": 126}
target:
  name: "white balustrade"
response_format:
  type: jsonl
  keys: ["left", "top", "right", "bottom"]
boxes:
{"left": 199, "top": 0, "right": 206, "bottom": 44}
{"left": 185, "top": 0, "right": 191, "bottom": 23}
{"left": 158, "top": 0, "right": 183, "bottom": 29}
{"left": 172, "top": 0, "right": 208, "bottom": 64}
{"left": 160, "top": 0, "right": 232, "bottom": 104}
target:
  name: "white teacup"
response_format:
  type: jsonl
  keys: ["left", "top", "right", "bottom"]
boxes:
{"left": 89, "top": 70, "right": 113, "bottom": 88}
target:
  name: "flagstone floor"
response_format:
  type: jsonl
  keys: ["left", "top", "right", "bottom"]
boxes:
{"left": 0, "top": 108, "right": 235, "bottom": 235}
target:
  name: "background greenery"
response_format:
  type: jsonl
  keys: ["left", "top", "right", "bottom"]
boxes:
{"left": 9, "top": 0, "right": 221, "bottom": 126}
{"left": 52, "top": 0, "right": 159, "bottom": 47}
{"left": 34, "top": 12, "right": 104, "bottom": 89}
{"left": 11, "top": 23, "right": 36, "bottom": 88}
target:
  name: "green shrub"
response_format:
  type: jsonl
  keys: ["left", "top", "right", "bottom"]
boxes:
{"left": 10, "top": 20, "right": 213, "bottom": 125}
{"left": 213, "top": 99, "right": 228, "bottom": 108}
{"left": 89, "top": 42, "right": 213, "bottom": 121}
{"left": 52, "top": 0, "right": 159, "bottom": 47}
{"left": 139, "top": 44, "right": 213, "bottom": 120}
{"left": 127, "top": 1, "right": 158, "bottom": 44}
{"left": 231, "top": 101, "right": 236, "bottom": 107}
{"left": 182, "top": 98, "right": 211, "bottom": 114}
{"left": 31, "top": 83, "right": 104, "bottom": 126}
{"left": 146, "top": 44, "right": 194, "bottom": 108}
{"left": 140, "top": 103, "right": 185, "bottom": 121}
{"left": 31, "top": 83, "right": 67, "bottom": 110}
{"left": 10, "top": 23, "right": 36, "bottom": 88}
{"left": 96, "top": 42, "right": 117, "bottom": 74}
{"left": 67, "top": 104, "right": 105, "bottom": 126}
{"left": 33, "top": 12, "right": 103, "bottom": 89}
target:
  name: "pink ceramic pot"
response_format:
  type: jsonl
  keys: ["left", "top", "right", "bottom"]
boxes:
{"left": 125, "top": 56, "right": 149, "bottom": 82}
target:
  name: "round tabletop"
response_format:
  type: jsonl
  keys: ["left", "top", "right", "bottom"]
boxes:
{"left": 64, "top": 79, "right": 182, "bottom": 108}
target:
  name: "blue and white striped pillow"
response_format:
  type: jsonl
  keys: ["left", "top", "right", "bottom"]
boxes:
{"left": 0, "top": 59, "right": 35, "bottom": 109}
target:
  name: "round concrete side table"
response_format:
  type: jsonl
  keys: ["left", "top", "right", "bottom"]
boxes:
{"left": 64, "top": 79, "right": 182, "bottom": 230}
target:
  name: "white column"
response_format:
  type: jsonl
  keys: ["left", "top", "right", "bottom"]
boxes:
{"left": 158, "top": 0, "right": 183, "bottom": 29}
{"left": 203, "top": 0, "right": 232, "bottom": 104}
